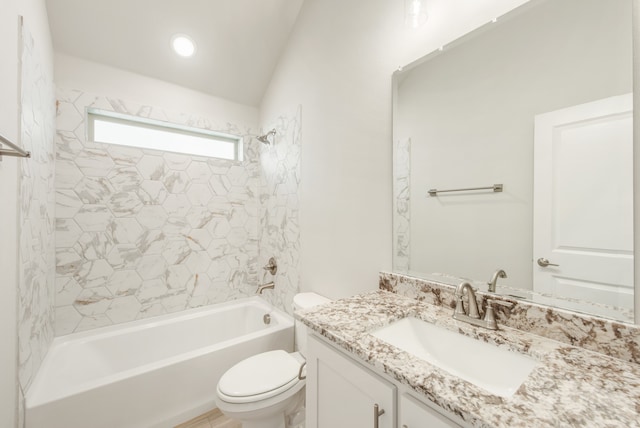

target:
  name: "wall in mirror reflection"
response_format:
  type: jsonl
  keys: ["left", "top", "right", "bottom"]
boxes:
{"left": 392, "top": 0, "right": 633, "bottom": 322}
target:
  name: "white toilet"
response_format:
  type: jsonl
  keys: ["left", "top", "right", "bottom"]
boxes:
{"left": 215, "top": 292, "right": 330, "bottom": 428}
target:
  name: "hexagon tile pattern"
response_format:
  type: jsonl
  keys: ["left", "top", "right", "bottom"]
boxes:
{"left": 18, "top": 23, "right": 57, "bottom": 400}
{"left": 393, "top": 138, "right": 411, "bottom": 273}
{"left": 257, "top": 106, "right": 303, "bottom": 316}
{"left": 54, "top": 88, "right": 263, "bottom": 335}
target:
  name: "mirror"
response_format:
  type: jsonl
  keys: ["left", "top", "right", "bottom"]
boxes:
{"left": 392, "top": 0, "right": 634, "bottom": 322}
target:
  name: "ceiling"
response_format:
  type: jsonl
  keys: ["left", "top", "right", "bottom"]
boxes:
{"left": 45, "top": 0, "right": 304, "bottom": 107}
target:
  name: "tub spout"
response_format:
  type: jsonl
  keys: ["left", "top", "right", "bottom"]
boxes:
{"left": 257, "top": 281, "right": 275, "bottom": 294}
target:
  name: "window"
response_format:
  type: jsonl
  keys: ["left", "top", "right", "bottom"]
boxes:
{"left": 87, "top": 108, "right": 243, "bottom": 161}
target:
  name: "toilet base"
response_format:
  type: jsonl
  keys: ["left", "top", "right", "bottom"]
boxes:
{"left": 241, "top": 413, "right": 286, "bottom": 428}
{"left": 216, "top": 387, "right": 305, "bottom": 428}
{"left": 240, "top": 394, "right": 304, "bottom": 428}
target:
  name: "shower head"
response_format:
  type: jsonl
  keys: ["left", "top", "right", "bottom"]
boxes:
{"left": 257, "top": 129, "right": 276, "bottom": 145}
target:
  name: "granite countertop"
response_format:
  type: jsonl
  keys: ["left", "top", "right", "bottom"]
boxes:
{"left": 296, "top": 290, "right": 640, "bottom": 428}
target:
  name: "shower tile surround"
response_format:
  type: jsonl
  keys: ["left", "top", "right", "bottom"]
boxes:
{"left": 257, "top": 107, "right": 302, "bottom": 315}
{"left": 54, "top": 88, "right": 302, "bottom": 334}
{"left": 18, "top": 20, "right": 57, "bottom": 419}
{"left": 392, "top": 138, "right": 410, "bottom": 272}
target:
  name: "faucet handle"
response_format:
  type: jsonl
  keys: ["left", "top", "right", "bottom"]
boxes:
{"left": 263, "top": 257, "right": 277, "bottom": 275}
{"left": 455, "top": 295, "right": 465, "bottom": 316}
{"left": 483, "top": 300, "right": 498, "bottom": 329}
{"left": 486, "top": 298, "right": 515, "bottom": 310}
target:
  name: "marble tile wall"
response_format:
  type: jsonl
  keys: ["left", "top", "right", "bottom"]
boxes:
{"left": 54, "top": 89, "right": 263, "bottom": 334}
{"left": 17, "top": 21, "right": 56, "bottom": 422}
{"left": 392, "top": 138, "right": 410, "bottom": 272}
{"left": 380, "top": 271, "right": 640, "bottom": 364}
{"left": 257, "top": 107, "right": 302, "bottom": 315}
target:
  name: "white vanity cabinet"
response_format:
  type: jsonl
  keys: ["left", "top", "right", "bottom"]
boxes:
{"left": 306, "top": 334, "right": 465, "bottom": 428}
{"left": 306, "top": 335, "right": 395, "bottom": 428}
{"left": 400, "top": 392, "right": 461, "bottom": 428}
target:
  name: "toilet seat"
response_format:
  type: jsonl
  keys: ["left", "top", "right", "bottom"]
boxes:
{"left": 217, "top": 350, "right": 302, "bottom": 404}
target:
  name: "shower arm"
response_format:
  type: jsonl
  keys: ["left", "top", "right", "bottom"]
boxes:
{"left": 257, "top": 129, "right": 276, "bottom": 144}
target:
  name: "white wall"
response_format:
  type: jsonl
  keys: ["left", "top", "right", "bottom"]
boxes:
{"left": 259, "top": 0, "right": 529, "bottom": 299}
{"left": 55, "top": 54, "right": 259, "bottom": 128}
{"left": 634, "top": 0, "right": 640, "bottom": 324}
{"left": 0, "top": 1, "right": 54, "bottom": 426}
{"left": 0, "top": 5, "right": 20, "bottom": 425}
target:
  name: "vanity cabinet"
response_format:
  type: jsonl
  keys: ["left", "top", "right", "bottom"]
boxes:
{"left": 400, "top": 392, "right": 461, "bottom": 428}
{"left": 306, "top": 335, "right": 395, "bottom": 428}
{"left": 306, "top": 334, "right": 464, "bottom": 428}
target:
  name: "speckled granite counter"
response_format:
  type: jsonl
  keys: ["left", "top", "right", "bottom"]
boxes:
{"left": 296, "top": 291, "right": 640, "bottom": 428}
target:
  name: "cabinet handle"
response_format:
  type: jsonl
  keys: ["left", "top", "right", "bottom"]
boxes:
{"left": 373, "top": 404, "right": 385, "bottom": 428}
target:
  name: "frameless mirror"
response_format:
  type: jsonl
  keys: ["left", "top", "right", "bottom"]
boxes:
{"left": 392, "top": 0, "right": 634, "bottom": 322}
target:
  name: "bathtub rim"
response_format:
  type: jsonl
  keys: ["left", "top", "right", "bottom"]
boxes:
{"left": 26, "top": 296, "right": 293, "bottom": 408}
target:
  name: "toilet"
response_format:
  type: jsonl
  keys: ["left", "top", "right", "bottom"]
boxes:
{"left": 215, "top": 292, "right": 330, "bottom": 428}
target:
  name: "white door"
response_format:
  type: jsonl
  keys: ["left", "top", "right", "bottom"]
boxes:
{"left": 533, "top": 93, "right": 633, "bottom": 314}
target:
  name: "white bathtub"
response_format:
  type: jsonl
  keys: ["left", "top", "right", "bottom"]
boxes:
{"left": 25, "top": 297, "right": 293, "bottom": 428}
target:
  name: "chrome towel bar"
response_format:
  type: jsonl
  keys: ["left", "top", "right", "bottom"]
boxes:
{"left": 0, "top": 133, "right": 31, "bottom": 159}
{"left": 428, "top": 183, "right": 502, "bottom": 196}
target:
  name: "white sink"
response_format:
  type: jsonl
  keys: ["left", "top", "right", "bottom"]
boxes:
{"left": 370, "top": 317, "right": 537, "bottom": 397}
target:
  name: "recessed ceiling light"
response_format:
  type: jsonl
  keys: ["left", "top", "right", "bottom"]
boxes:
{"left": 171, "top": 34, "right": 196, "bottom": 57}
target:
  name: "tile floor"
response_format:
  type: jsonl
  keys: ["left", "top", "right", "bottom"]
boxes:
{"left": 175, "top": 408, "right": 241, "bottom": 428}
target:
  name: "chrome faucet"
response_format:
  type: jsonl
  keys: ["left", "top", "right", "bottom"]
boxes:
{"left": 257, "top": 281, "right": 275, "bottom": 294}
{"left": 487, "top": 269, "right": 507, "bottom": 293}
{"left": 453, "top": 281, "right": 497, "bottom": 330}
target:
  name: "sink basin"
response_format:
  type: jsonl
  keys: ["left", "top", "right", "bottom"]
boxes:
{"left": 370, "top": 317, "right": 537, "bottom": 397}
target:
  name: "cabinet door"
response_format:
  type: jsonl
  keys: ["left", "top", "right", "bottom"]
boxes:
{"left": 306, "top": 335, "right": 395, "bottom": 428}
{"left": 400, "top": 393, "right": 462, "bottom": 428}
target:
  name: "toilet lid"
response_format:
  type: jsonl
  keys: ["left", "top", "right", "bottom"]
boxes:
{"left": 217, "top": 350, "right": 300, "bottom": 402}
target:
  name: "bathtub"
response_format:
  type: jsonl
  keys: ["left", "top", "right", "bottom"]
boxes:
{"left": 25, "top": 296, "right": 293, "bottom": 428}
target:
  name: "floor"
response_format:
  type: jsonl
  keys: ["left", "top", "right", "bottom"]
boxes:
{"left": 175, "top": 409, "right": 241, "bottom": 428}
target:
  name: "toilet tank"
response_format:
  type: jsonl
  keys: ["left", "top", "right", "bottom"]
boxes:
{"left": 293, "top": 292, "right": 330, "bottom": 356}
